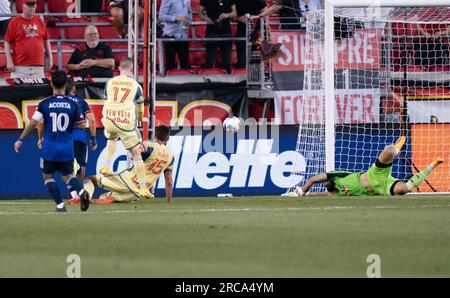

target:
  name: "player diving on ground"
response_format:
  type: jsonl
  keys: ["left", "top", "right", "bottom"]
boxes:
{"left": 83, "top": 125, "right": 174, "bottom": 204}
{"left": 294, "top": 136, "right": 444, "bottom": 197}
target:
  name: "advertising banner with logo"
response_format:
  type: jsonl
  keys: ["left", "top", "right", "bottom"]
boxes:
{"left": 271, "top": 29, "right": 382, "bottom": 124}
{"left": 0, "top": 126, "right": 305, "bottom": 199}
{"left": 1, "top": 124, "right": 413, "bottom": 199}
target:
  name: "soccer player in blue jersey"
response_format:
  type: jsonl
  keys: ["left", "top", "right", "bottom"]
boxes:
{"left": 14, "top": 71, "right": 91, "bottom": 212}
{"left": 65, "top": 77, "right": 98, "bottom": 204}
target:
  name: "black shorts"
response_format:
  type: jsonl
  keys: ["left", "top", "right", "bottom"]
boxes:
{"left": 74, "top": 141, "right": 88, "bottom": 167}
{"left": 40, "top": 158, "right": 74, "bottom": 176}
{"left": 0, "top": 19, "right": 10, "bottom": 37}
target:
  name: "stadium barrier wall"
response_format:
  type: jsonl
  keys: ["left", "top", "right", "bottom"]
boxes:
{"left": 0, "top": 124, "right": 420, "bottom": 199}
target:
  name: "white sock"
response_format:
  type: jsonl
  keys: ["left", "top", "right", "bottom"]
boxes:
{"left": 57, "top": 203, "right": 64, "bottom": 209}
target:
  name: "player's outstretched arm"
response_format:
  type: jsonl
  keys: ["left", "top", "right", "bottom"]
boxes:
{"left": 37, "top": 120, "right": 44, "bottom": 149}
{"left": 164, "top": 169, "right": 173, "bottom": 203}
{"left": 302, "top": 173, "right": 328, "bottom": 195}
{"left": 85, "top": 112, "right": 97, "bottom": 151}
{"left": 14, "top": 119, "right": 39, "bottom": 153}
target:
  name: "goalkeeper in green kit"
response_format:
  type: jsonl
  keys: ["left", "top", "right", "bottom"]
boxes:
{"left": 297, "top": 136, "right": 444, "bottom": 197}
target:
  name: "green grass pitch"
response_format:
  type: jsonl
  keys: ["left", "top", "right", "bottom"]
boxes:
{"left": 0, "top": 196, "right": 449, "bottom": 277}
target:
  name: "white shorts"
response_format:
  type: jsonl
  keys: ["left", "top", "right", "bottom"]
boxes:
{"left": 11, "top": 66, "right": 45, "bottom": 78}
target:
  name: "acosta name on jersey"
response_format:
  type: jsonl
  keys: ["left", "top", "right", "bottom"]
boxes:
{"left": 48, "top": 102, "right": 72, "bottom": 109}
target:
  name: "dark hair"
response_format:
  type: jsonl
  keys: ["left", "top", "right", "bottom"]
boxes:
{"left": 65, "top": 76, "right": 75, "bottom": 95}
{"left": 155, "top": 125, "right": 170, "bottom": 142}
{"left": 51, "top": 70, "right": 68, "bottom": 89}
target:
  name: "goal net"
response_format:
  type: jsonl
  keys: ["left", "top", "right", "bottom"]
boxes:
{"left": 288, "top": 3, "right": 450, "bottom": 194}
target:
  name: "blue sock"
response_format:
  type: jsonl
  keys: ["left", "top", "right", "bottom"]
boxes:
{"left": 45, "top": 179, "right": 63, "bottom": 205}
{"left": 66, "top": 176, "right": 84, "bottom": 196}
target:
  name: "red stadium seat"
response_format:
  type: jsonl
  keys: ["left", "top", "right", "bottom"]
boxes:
{"left": 231, "top": 68, "right": 246, "bottom": 75}
{"left": 193, "top": 24, "right": 206, "bottom": 39}
{"left": 215, "top": 49, "right": 238, "bottom": 67}
{"left": 51, "top": 43, "right": 76, "bottom": 70}
{"left": 45, "top": 17, "right": 63, "bottom": 39}
{"left": 166, "top": 69, "right": 195, "bottom": 76}
{"left": 197, "top": 68, "right": 228, "bottom": 75}
{"left": 48, "top": 0, "right": 75, "bottom": 13}
{"left": 0, "top": 55, "right": 6, "bottom": 70}
{"left": 0, "top": 71, "right": 10, "bottom": 77}
{"left": 428, "top": 65, "right": 450, "bottom": 72}
{"left": 64, "top": 18, "right": 91, "bottom": 40}
{"left": 16, "top": 0, "right": 45, "bottom": 13}
{"left": 96, "top": 17, "right": 119, "bottom": 39}
{"left": 110, "top": 43, "right": 129, "bottom": 67}
{"left": 189, "top": 51, "right": 206, "bottom": 67}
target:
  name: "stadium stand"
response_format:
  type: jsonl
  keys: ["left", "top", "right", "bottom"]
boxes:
{"left": 197, "top": 68, "right": 228, "bottom": 75}
{"left": 2, "top": 1, "right": 447, "bottom": 79}
{"left": 166, "top": 69, "right": 195, "bottom": 76}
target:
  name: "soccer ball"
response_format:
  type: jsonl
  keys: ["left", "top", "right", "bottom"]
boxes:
{"left": 294, "top": 186, "right": 304, "bottom": 197}
{"left": 223, "top": 116, "right": 241, "bottom": 132}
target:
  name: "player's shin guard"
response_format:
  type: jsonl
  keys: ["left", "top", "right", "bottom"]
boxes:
{"left": 45, "top": 179, "right": 63, "bottom": 205}
{"left": 133, "top": 156, "right": 146, "bottom": 189}
{"left": 66, "top": 176, "right": 85, "bottom": 196}
{"left": 406, "top": 158, "right": 443, "bottom": 191}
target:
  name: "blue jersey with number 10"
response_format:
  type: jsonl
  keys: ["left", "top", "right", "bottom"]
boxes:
{"left": 37, "top": 95, "right": 84, "bottom": 162}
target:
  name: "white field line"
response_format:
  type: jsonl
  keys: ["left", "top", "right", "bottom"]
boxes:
{"left": 0, "top": 202, "right": 50, "bottom": 205}
{"left": 0, "top": 204, "right": 450, "bottom": 216}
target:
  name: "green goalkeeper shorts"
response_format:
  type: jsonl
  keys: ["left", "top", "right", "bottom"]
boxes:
{"left": 366, "top": 160, "right": 399, "bottom": 196}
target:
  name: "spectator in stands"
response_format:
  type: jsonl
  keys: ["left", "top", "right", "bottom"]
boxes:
{"left": 234, "top": 0, "right": 266, "bottom": 68}
{"left": 4, "top": 0, "right": 52, "bottom": 78}
{"left": 0, "top": 0, "right": 11, "bottom": 39}
{"left": 159, "top": 0, "right": 192, "bottom": 71}
{"left": 255, "top": 0, "right": 303, "bottom": 30}
{"left": 109, "top": 0, "right": 144, "bottom": 38}
{"left": 67, "top": 25, "right": 115, "bottom": 78}
{"left": 198, "top": 0, "right": 237, "bottom": 74}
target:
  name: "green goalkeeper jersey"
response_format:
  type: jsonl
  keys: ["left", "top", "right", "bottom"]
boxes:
{"left": 327, "top": 171, "right": 369, "bottom": 196}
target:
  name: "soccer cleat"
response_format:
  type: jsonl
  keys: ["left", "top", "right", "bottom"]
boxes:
{"left": 80, "top": 191, "right": 90, "bottom": 212}
{"left": 68, "top": 198, "right": 80, "bottom": 205}
{"left": 431, "top": 158, "right": 444, "bottom": 169}
{"left": 95, "top": 196, "right": 115, "bottom": 204}
{"left": 99, "top": 166, "right": 110, "bottom": 175}
{"left": 137, "top": 188, "right": 154, "bottom": 200}
{"left": 56, "top": 206, "right": 67, "bottom": 212}
{"left": 394, "top": 136, "right": 407, "bottom": 152}
{"left": 83, "top": 180, "right": 95, "bottom": 199}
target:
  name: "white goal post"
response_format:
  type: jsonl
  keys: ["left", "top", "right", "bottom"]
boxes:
{"left": 324, "top": 0, "right": 450, "bottom": 173}
{"left": 286, "top": 0, "right": 450, "bottom": 194}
